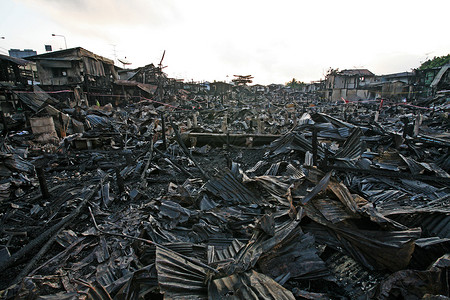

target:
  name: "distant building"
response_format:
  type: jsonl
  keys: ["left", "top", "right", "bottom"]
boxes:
{"left": 414, "top": 64, "right": 450, "bottom": 97}
{"left": 325, "top": 69, "right": 375, "bottom": 101}
{"left": 210, "top": 81, "right": 232, "bottom": 94}
{"left": 365, "top": 72, "right": 415, "bottom": 100}
{"left": 27, "top": 47, "right": 117, "bottom": 105}
{"left": 251, "top": 84, "right": 268, "bottom": 94}
{"left": 8, "top": 49, "right": 37, "bottom": 59}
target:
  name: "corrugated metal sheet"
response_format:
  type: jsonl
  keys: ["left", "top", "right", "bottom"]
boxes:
{"left": 337, "top": 127, "right": 351, "bottom": 138}
{"left": 410, "top": 237, "right": 450, "bottom": 270}
{"left": 264, "top": 162, "right": 283, "bottom": 176}
{"left": 0, "top": 54, "right": 29, "bottom": 66}
{"left": 2, "top": 153, "right": 34, "bottom": 173}
{"left": 16, "top": 92, "right": 45, "bottom": 112}
{"left": 334, "top": 127, "right": 364, "bottom": 160}
{"left": 246, "top": 160, "right": 268, "bottom": 174}
{"left": 387, "top": 212, "right": 450, "bottom": 239}
{"left": 267, "top": 132, "right": 325, "bottom": 158}
{"left": 208, "top": 239, "right": 245, "bottom": 264}
{"left": 257, "top": 230, "right": 329, "bottom": 280}
{"left": 339, "top": 69, "right": 374, "bottom": 76}
{"left": 218, "top": 212, "right": 303, "bottom": 275}
{"left": 208, "top": 270, "right": 295, "bottom": 300}
{"left": 155, "top": 246, "right": 208, "bottom": 299}
{"left": 85, "top": 114, "right": 110, "bottom": 128}
{"left": 140, "top": 243, "right": 206, "bottom": 266}
{"left": 205, "top": 169, "right": 263, "bottom": 205}
{"left": 83, "top": 57, "right": 106, "bottom": 77}
{"left": 304, "top": 221, "right": 422, "bottom": 271}
{"left": 285, "top": 163, "right": 305, "bottom": 179}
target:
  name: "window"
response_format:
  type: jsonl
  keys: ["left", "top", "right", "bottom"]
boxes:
{"left": 52, "top": 68, "right": 68, "bottom": 77}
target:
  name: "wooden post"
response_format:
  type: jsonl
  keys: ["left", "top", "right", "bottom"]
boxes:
{"left": 36, "top": 167, "right": 50, "bottom": 199}
{"left": 140, "top": 139, "right": 154, "bottom": 189}
{"left": 258, "top": 116, "right": 264, "bottom": 134}
{"left": 312, "top": 127, "right": 318, "bottom": 167}
{"left": 222, "top": 112, "right": 228, "bottom": 133}
{"left": 116, "top": 168, "right": 125, "bottom": 194}
{"left": 0, "top": 111, "right": 8, "bottom": 136}
{"left": 84, "top": 75, "right": 91, "bottom": 106}
{"left": 403, "top": 118, "right": 408, "bottom": 138}
{"left": 413, "top": 114, "right": 422, "bottom": 137}
{"left": 193, "top": 112, "right": 198, "bottom": 128}
{"left": 59, "top": 112, "right": 66, "bottom": 138}
{"left": 160, "top": 112, "right": 167, "bottom": 150}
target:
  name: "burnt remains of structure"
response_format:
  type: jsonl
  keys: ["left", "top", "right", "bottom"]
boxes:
{"left": 0, "top": 47, "right": 448, "bottom": 299}
{"left": 27, "top": 47, "right": 118, "bottom": 106}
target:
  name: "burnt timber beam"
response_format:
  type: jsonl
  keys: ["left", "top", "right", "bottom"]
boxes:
{"left": 181, "top": 133, "right": 280, "bottom": 147}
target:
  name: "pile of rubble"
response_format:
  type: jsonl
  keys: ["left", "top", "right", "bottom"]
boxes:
{"left": 0, "top": 92, "right": 449, "bottom": 299}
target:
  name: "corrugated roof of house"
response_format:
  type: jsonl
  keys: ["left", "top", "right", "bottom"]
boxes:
{"left": 339, "top": 69, "right": 375, "bottom": 76}
{"left": 26, "top": 47, "right": 114, "bottom": 65}
{"left": 0, "top": 54, "right": 30, "bottom": 66}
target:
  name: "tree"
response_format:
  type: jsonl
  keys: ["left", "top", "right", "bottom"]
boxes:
{"left": 419, "top": 54, "right": 450, "bottom": 70}
{"left": 285, "top": 78, "right": 305, "bottom": 90}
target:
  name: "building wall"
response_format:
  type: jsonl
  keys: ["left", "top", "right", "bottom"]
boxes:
{"left": 36, "top": 61, "right": 82, "bottom": 86}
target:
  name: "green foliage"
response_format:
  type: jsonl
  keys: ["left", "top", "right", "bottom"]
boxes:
{"left": 419, "top": 54, "right": 450, "bottom": 70}
{"left": 286, "top": 78, "right": 305, "bottom": 90}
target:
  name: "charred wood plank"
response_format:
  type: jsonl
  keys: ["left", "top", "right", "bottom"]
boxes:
{"left": 180, "top": 132, "right": 281, "bottom": 147}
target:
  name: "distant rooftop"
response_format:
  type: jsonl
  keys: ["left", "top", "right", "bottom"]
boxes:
{"left": 8, "top": 48, "right": 37, "bottom": 59}
{"left": 26, "top": 47, "right": 114, "bottom": 65}
{"left": 339, "top": 69, "right": 374, "bottom": 76}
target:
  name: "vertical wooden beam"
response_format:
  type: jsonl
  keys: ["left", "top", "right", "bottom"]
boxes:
{"left": 312, "top": 127, "right": 318, "bottom": 167}
{"left": 116, "top": 168, "right": 125, "bottom": 194}
{"left": 160, "top": 112, "right": 167, "bottom": 150}
{"left": 0, "top": 111, "right": 8, "bottom": 136}
{"left": 36, "top": 167, "right": 50, "bottom": 199}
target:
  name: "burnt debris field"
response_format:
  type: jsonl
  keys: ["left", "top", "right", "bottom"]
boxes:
{"left": 0, "top": 52, "right": 449, "bottom": 299}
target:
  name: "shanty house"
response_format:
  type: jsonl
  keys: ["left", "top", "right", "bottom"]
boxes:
{"left": 304, "top": 81, "right": 324, "bottom": 94}
{"left": 364, "top": 72, "right": 415, "bottom": 100}
{"left": 210, "top": 81, "right": 232, "bottom": 95}
{"left": 414, "top": 64, "right": 450, "bottom": 97}
{"left": 27, "top": 47, "right": 117, "bottom": 105}
{"left": 0, "top": 54, "right": 36, "bottom": 113}
{"left": 326, "top": 69, "right": 375, "bottom": 101}
{"left": 251, "top": 84, "right": 268, "bottom": 95}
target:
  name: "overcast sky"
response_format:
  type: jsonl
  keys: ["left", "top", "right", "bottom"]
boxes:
{"left": 1, "top": 0, "right": 449, "bottom": 84}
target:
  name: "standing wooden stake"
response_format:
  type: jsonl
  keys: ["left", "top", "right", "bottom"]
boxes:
{"left": 116, "top": 168, "right": 125, "bottom": 194}
{"left": 160, "top": 112, "right": 167, "bottom": 150}
{"left": 36, "top": 167, "right": 50, "bottom": 199}
{"left": 312, "top": 128, "right": 318, "bottom": 167}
